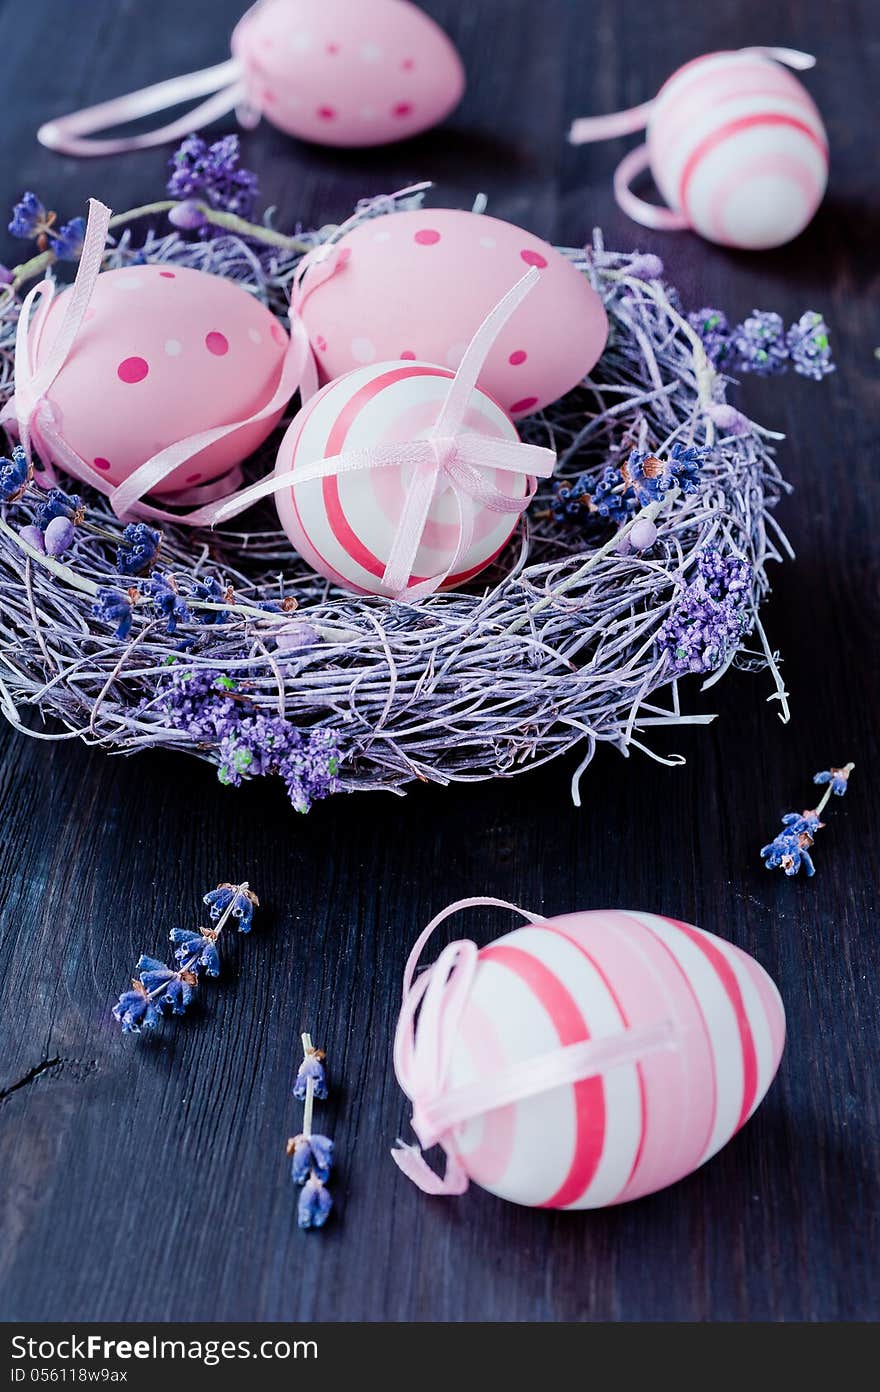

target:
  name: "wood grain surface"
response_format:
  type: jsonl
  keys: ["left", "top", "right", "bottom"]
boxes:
{"left": 0, "top": 0, "right": 877, "bottom": 1323}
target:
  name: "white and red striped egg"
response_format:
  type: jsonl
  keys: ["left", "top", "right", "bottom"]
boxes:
{"left": 647, "top": 50, "right": 828, "bottom": 249}
{"left": 443, "top": 909, "right": 785, "bottom": 1208}
{"left": 274, "top": 359, "right": 526, "bottom": 595}
{"left": 298, "top": 208, "right": 608, "bottom": 418}
{"left": 32, "top": 264, "right": 290, "bottom": 496}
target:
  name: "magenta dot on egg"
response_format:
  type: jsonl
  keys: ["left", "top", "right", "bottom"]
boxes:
{"left": 93, "top": 457, "right": 112, "bottom": 471}
{"left": 271, "top": 322, "right": 287, "bottom": 346}
{"left": 159, "top": 271, "right": 175, "bottom": 279}
{"left": 510, "top": 396, "right": 539, "bottom": 413}
{"left": 315, "top": 335, "right": 328, "bottom": 352}
{"left": 317, "top": 105, "right": 336, "bottom": 120}
{"left": 326, "top": 42, "right": 339, "bottom": 55}
{"left": 400, "top": 350, "right": 416, "bottom": 360}
{"left": 414, "top": 228, "right": 440, "bottom": 246}
{"left": 205, "top": 331, "right": 229, "bottom": 357}
{"left": 520, "top": 250, "right": 548, "bottom": 269}
{"left": 509, "top": 350, "right": 528, "bottom": 366}
{"left": 117, "top": 356, "right": 149, "bottom": 384}
{"left": 393, "top": 102, "right": 413, "bottom": 118}
{"left": 402, "top": 57, "right": 415, "bottom": 71}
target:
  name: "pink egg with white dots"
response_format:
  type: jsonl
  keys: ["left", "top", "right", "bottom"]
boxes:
{"left": 32, "top": 265, "right": 290, "bottom": 495}
{"left": 232, "top": 0, "right": 465, "bottom": 148}
{"left": 298, "top": 209, "right": 609, "bottom": 417}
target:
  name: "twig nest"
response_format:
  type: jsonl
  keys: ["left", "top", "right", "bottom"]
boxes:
{"left": 233, "top": 0, "right": 465, "bottom": 147}
{"left": 394, "top": 907, "right": 785, "bottom": 1208}
{"left": 32, "top": 265, "right": 290, "bottom": 495}
{"left": 273, "top": 360, "right": 529, "bottom": 596}
{"left": 298, "top": 209, "right": 608, "bottom": 417}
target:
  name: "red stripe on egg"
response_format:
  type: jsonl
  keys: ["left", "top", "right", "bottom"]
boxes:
{"left": 480, "top": 943, "right": 607, "bottom": 1208}
{"left": 679, "top": 112, "right": 828, "bottom": 215}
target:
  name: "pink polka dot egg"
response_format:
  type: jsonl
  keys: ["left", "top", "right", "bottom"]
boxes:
{"left": 274, "top": 360, "right": 526, "bottom": 596}
{"left": 298, "top": 208, "right": 609, "bottom": 418}
{"left": 232, "top": 0, "right": 465, "bottom": 148}
{"left": 396, "top": 908, "right": 785, "bottom": 1209}
{"left": 32, "top": 264, "right": 290, "bottom": 495}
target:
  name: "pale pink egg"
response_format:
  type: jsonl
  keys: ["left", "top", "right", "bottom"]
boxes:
{"left": 274, "top": 360, "right": 526, "bottom": 595}
{"left": 401, "top": 909, "right": 785, "bottom": 1209}
{"left": 233, "top": 0, "right": 465, "bottom": 148}
{"left": 298, "top": 209, "right": 608, "bottom": 418}
{"left": 32, "top": 265, "right": 290, "bottom": 495}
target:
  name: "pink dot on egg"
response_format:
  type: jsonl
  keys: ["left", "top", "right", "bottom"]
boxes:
{"left": 159, "top": 270, "right": 175, "bottom": 279}
{"left": 393, "top": 102, "right": 413, "bottom": 118}
{"left": 326, "top": 42, "right": 339, "bottom": 55}
{"left": 315, "top": 335, "right": 328, "bottom": 352}
{"left": 400, "top": 350, "right": 416, "bottom": 359}
{"left": 402, "top": 58, "right": 415, "bottom": 71}
{"left": 510, "top": 396, "right": 539, "bottom": 413}
{"left": 509, "top": 350, "right": 528, "bottom": 366}
{"left": 520, "top": 249, "right": 548, "bottom": 269}
{"left": 93, "top": 456, "right": 112, "bottom": 471}
{"left": 205, "top": 331, "right": 229, "bottom": 356}
{"left": 117, "top": 356, "right": 149, "bottom": 384}
{"left": 317, "top": 105, "right": 336, "bottom": 120}
{"left": 271, "top": 322, "right": 287, "bottom": 346}
{"left": 414, "top": 228, "right": 440, "bottom": 245}
{"left": 262, "top": 89, "right": 278, "bottom": 106}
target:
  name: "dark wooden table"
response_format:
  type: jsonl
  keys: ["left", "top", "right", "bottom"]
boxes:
{"left": 0, "top": 0, "right": 877, "bottom": 1323}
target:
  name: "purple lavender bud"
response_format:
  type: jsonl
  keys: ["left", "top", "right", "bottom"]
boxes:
{"left": 168, "top": 199, "right": 208, "bottom": 230}
{"left": 706, "top": 402, "right": 750, "bottom": 437}
{"left": 18, "top": 524, "right": 46, "bottom": 553}
{"left": 43, "top": 515, "right": 75, "bottom": 556}
{"left": 628, "top": 253, "right": 664, "bottom": 280}
{"left": 0, "top": 264, "right": 13, "bottom": 285}
{"left": 629, "top": 518, "right": 658, "bottom": 551}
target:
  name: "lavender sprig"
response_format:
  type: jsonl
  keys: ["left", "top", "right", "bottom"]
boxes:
{"left": 112, "top": 880, "right": 259, "bottom": 1032}
{"left": 552, "top": 442, "right": 710, "bottom": 531}
{"left": 658, "top": 548, "right": 753, "bottom": 676}
{"left": 760, "top": 764, "right": 854, "bottom": 877}
{"left": 689, "top": 305, "right": 835, "bottom": 380}
{"left": 287, "top": 1033, "right": 334, "bottom": 1230}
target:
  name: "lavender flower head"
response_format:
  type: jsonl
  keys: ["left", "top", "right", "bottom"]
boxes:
{"left": 93, "top": 587, "right": 134, "bottom": 641}
{"left": 116, "top": 522, "right": 161, "bottom": 577}
{"left": 112, "top": 981, "right": 161, "bottom": 1033}
{"left": 294, "top": 1048, "right": 327, "bottom": 1102}
{"left": 289, "top": 1133, "right": 334, "bottom": 1185}
{"left": 167, "top": 135, "right": 259, "bottom": 221}
{"left": 786, "top": 312, "right": 835, "bottom": 381}
{"left": 297, "top": 1174, "right": 333, "bottom": 1230}
{"left": 659, "top": 548, "right": 753, "bottom": 676}
{"left": 204, "top": 883, "right": 259, "bottom": 932}
{"left": 0, "top": 445, "right": 29, "bottom": 502}
{"left": 690, "top": 304, "right": 834, "bottom": 379}
{"left": 760, "top": 764, "right": 853, "bottom": 877}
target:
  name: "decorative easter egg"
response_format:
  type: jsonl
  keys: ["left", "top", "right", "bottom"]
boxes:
{"left": 232, "top": 0, "right": 465, "bottom": 147}
{"left": 274, "top": 360, "right": 531, "bottom": 595}
{"left": 646, "top": 51, "right": 828, "bottom": 249}
{"left": 398, "top": 908, "right": 785, "bottom": 1208}
{"left": 571, "top": 47, "right": 827, "bottom": 250}
{"left": 297, "top": 209, "right": 609, "bottom": 417}
{"left": 32, "top": 264, "right": 290, "bottom": 496}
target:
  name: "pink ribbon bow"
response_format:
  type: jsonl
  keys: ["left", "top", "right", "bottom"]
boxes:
{"left": 3, "top": 197, "right": 314, "bottom": 526}
{"left": 212, "top": 265, "right": 557, "bottom": 599}
{"left": 391, "top": 898, "right": 679, "bottom": 1197}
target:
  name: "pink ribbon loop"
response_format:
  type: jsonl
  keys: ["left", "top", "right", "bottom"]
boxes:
{"left": 4, "top": 198, "right": 314, "bottom": 526}
{"left": 391, "top": 898, "right": 679, "bottom": 1197}
{"left": 37, "top": 59, "right": 247, "bottom": 157}
{"left": 213, "top": 267, "right": 557, "bottom": 598}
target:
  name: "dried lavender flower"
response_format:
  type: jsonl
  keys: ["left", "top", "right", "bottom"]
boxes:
{"left": 116, "top": 522, "right": 161, "bottom": 576}
{"left": 658, "top": 548, "right": 752, "bottom": 676}
{"left": 287, "top": 1032, "right": 335, "bottom": 1231}
{"left": 0, "top": 445, "right": 29, "bottom": 502}
{"left": 113, "top": 880, "right": 258, "bottom": 1033}
{"left": 760, "top": 764, "right": 854, "bottom": 877}
{"left": 167, "top": 135, "right": 259, "bottom": 220}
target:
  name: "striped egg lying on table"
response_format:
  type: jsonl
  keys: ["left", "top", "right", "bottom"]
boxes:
{"left": 273, "top": 360, "right": 527, "bottom": 595}
{"left": 440, "top": 910, "right": 785, "bottom": 1208}
{"left": 296, "top": 208, "right": 609, "bottom": 418}
{"left": 647, "top": 49, "right": 828, "bottom": 249}
{"left": 30, "top": 264, "right": 291, "bottom": 496}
